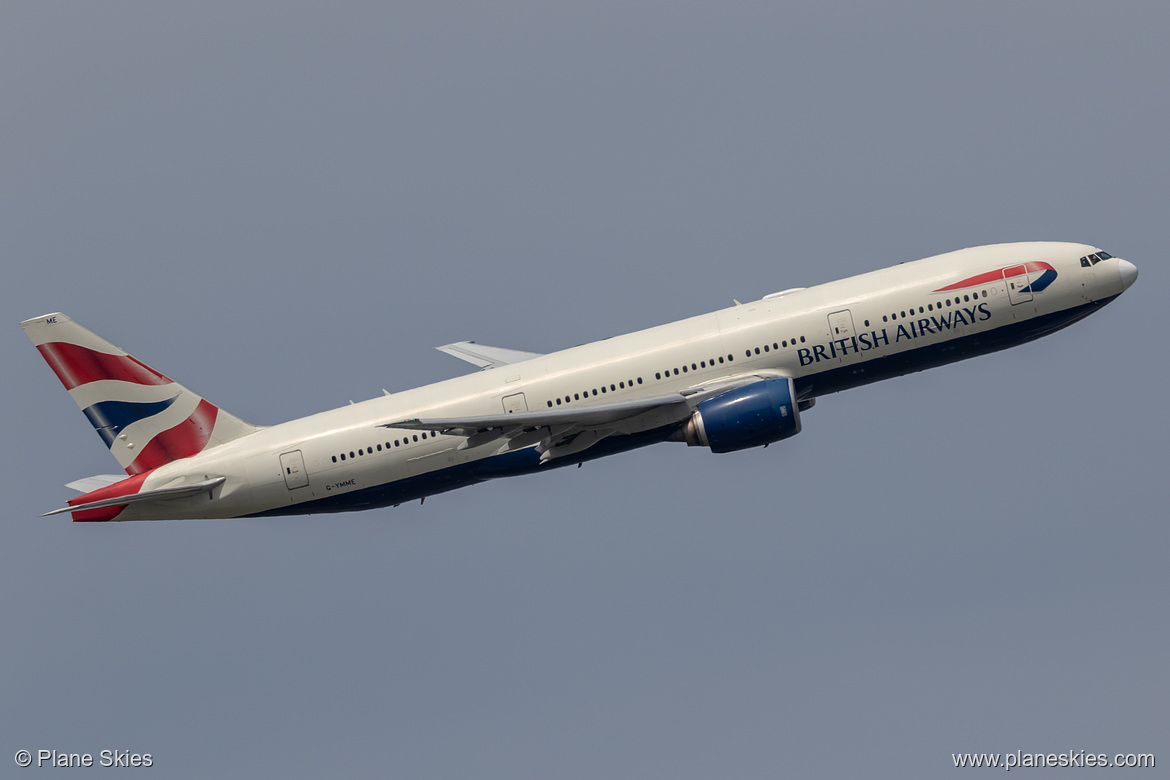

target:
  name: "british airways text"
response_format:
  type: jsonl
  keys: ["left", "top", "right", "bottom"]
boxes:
{"left": 798, "top": 303, "right": 992, "bottom": 366}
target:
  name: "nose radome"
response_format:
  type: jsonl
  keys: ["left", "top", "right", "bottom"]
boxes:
{"left": 1117, "top": 259, "right": 1138, "bottom": 290}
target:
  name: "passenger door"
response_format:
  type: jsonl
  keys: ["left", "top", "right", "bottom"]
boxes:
{"left": 827, "top": 309, "right": 856, "bottom": 339}
{"left": 279, "top": 450, "right": 309, "bottom": 489}
{"left": 1004, "top": 265, "right": 1034, "bottom": 305}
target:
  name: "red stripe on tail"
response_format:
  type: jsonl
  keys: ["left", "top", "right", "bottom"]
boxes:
{"left": 127, "top": 400, "right": 220, "bottom": 475}
{"left": 37, "top": 342, "right": 172, "bottom": 391}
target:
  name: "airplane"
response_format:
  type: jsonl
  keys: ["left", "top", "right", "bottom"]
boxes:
{"left": 23, "top": 241, "right": 1136, "bottom": 522}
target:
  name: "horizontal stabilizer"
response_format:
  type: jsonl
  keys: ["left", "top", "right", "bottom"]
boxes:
{"left": 42, "top": 476, "right": 226, "bottom": 517}
{"left": 436, "top": 341, "right": 543, "bottom": 370}
{"left": 65, "top": 474, "right": 125, "bottom": 493}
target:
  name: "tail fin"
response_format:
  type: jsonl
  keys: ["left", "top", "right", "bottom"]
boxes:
{"left": 22, "top": 312, "right": 261, "bottom": 475}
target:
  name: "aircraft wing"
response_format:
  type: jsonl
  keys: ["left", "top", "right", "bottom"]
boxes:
{"left": 383, "top": 392, "right": 691, "bottom": 464}
{"left": 381, "top": 371, "right": 787, "bottom": 463}
{"left": 386, "top": 392, "right": 691, "bottom": 434}
{"left": 435, "top": 341, "right": 544, "bottom": 370}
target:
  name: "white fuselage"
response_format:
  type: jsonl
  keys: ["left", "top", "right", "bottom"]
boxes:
{"left": 115, "top": 242, "right": 1134, "bottom": 520}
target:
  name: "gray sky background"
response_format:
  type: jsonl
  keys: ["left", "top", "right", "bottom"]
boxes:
{"left": 2, "top": 2, "right": 1165, "bottom": 777}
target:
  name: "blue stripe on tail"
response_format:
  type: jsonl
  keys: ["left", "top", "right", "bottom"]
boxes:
{"left": 82, "top": 398, "right": 178, "bottom": 447}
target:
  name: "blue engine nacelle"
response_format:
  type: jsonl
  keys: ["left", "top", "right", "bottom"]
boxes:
{"left": 677, "top": 378, "right": 801, "bottom": 453}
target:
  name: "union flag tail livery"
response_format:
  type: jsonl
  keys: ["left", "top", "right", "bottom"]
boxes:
{"left": 23, "top": 242, "right": 1137, "bottom": 522}
{"left": 22, "top": 313, "right": 260, "bottom": 475}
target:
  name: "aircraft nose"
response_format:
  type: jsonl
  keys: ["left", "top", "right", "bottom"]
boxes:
{"left": 1117, "top": 258, "right": 1138, "bottom": 290}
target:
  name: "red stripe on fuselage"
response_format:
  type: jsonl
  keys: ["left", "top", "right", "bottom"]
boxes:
{"left": 126, "top": 399, "right": 219, "bottom": 475}
{"left": 36, "top": 342, "right": 171, "bottom": 391}
{"left": 68, "top": 471, "right": 152, "bottom": 522}
{"left": 934, "top": 261, "right": 1055, "bottom": 292}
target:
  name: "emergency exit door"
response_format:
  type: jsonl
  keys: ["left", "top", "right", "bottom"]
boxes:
{"left": 502, "top": 392, "right": 528, "bottom": 414}
{"left": 279, "top": 450, "right": 309, "bottom": 489}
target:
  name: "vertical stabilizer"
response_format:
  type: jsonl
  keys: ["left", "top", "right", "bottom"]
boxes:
{"left": 22, "top": 313, "right": 261, "bottom": 475}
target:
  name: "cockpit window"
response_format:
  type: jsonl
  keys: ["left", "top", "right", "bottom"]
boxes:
{"left": 1078, "top": 251, "right": 1113, "bottom": 267}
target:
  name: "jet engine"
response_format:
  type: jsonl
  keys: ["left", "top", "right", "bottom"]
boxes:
{"left": 674, "top": 377, "right": 802, "bottom": 453}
